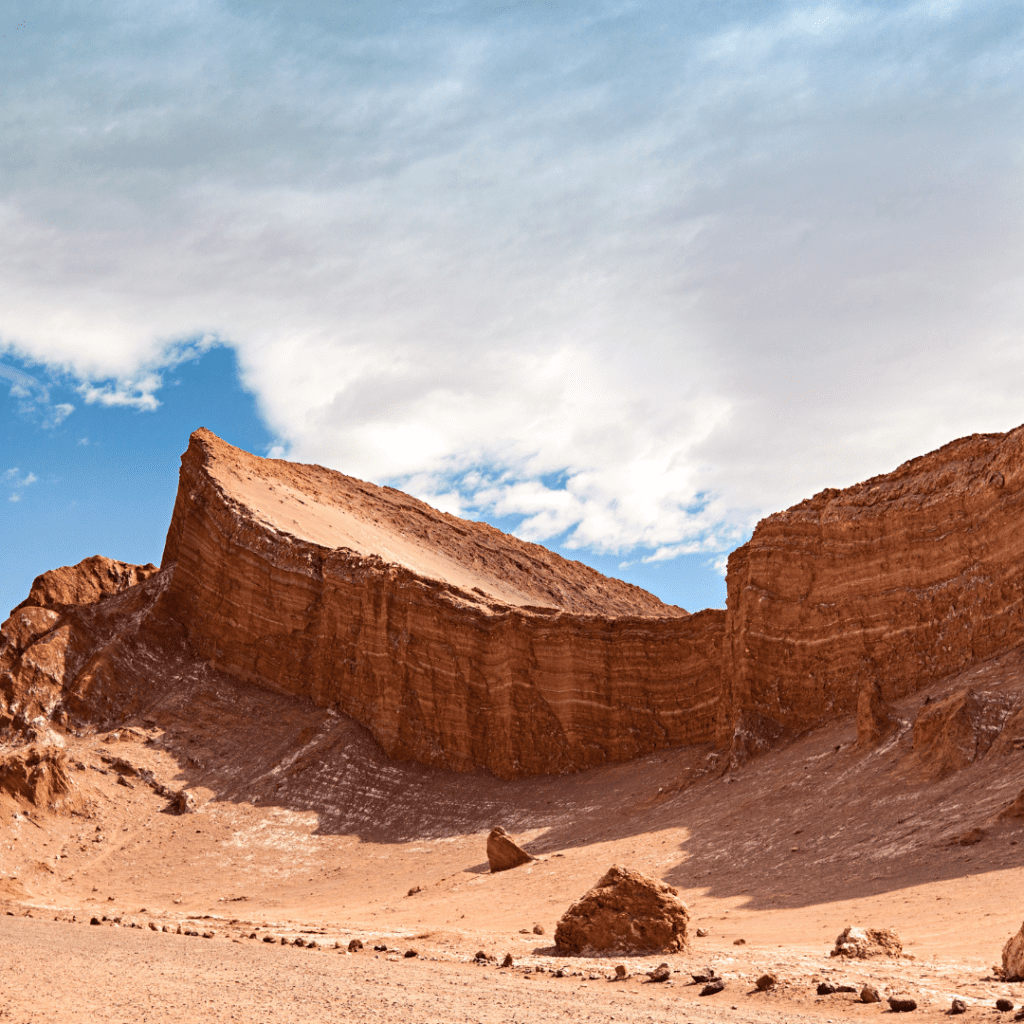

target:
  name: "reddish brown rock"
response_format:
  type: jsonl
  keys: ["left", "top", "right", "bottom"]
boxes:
{"left": 0, "top": 746, "right": 80, "bottom": 813}
{"left": 1005, "top": 921, "right": 1024, "bottom": 981}
{"left": 486, "top": 827, "right": 533, "bottom": 872}
{"left": 912, "top": 688, "right": 1017, "bottom": 777}
{"left": 720, "top": 426, "right": 1024, "bottom": 750}
{"left": 157, "top": 429, "right": 724, "bottom": 778}
{"left": 12, "top": 555, "right": 159, "bottom": 615}
{"left": 554, "top": 865, "right": 688, "bottom": 954}
{"left": 857, "top": 679, "right": 898, "bottom": 746}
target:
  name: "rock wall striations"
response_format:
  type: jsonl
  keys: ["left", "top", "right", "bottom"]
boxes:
{"left": 720, "top": 426, "right": 1024, "bottom": 752}
{"left": 158, "top": 430, "right": 724, "bottom": 778}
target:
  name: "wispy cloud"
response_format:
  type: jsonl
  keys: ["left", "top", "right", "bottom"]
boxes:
{"left": 2, "top": 2, "right": 1024, "bottom": 566}
{"left": 4, "top": 467, "right": 38, "bottom": 502}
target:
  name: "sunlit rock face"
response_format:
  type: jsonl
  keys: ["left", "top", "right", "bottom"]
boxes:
{"left": 720, "top": 425, "right": 1024, "bottom": 753}
{"left": 159, "top": 429, "right": 725, "bottom": 778}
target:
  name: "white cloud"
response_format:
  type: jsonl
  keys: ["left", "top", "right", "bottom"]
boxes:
{"left": 3, "top": 2, "right": 1024, "bottom": 567}
{"left": 4, "top": 468, "right": 38, "bottom": 502}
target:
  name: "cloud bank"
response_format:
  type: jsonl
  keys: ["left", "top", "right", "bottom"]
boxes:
{"left": 3, "top": 1, "right": 1024, "bottom": 570}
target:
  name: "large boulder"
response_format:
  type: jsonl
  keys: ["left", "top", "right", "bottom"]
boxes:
{"left": 1004, "top": 921, "right": 1024, "bottom": 981}
{"left": 486, "top": 827, "right": 533, "bottom": 872}
{"left": 554, "top": 865, "right": 689, "bottom": 954}
{"left": 13, "top": 555, "right": 159, "bottom": 615}
{"left": 831, "top": 926, "right": 902, "bottom": 959}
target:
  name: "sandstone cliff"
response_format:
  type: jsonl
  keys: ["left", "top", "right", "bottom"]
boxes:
{"left": 721, "top": 426, "right": 1024, "bottom": 752}
{"left": 158, "top": 430, "right": 724, "bottom": 777}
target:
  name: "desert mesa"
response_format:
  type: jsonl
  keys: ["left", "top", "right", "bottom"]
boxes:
{"left": 6, "top": 425, "right": 1024, "bottom": 778}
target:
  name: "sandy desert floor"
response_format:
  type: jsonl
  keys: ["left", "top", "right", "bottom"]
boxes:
{"left": 2, "top": 647, "right": 1024, "bottom": 1022}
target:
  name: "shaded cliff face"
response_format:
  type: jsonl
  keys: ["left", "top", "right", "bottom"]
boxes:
{"left": 721, "top": 426, "right": 1024, "bottom": 752}
{"left": 159, "top": 430, "right": 724, "bottom": 777}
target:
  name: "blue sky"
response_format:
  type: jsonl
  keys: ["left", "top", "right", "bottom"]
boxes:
{"left": 3, "top": 1, "right": 1024, "bottom": 617}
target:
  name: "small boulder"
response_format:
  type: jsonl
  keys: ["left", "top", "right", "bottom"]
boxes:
{"left": 733, "top": 937, "right": 745, "bottom": 945}
{"left": 861, "top": 985, "right": 881, "bottom": 1003}
{"left": 950, "top": 997, "right": 967, "bottom": 1014}
{"left": 501, "top": 953, "right": 513, "bottom": 968}
{"left": 532, "top": 923, "right": 545, "bottom": 935}
{"left": 756, "top": 973, "right": 776, "bottom": 991}
{"left": 691, "top": 967, "right": 717, "bottom": 983}
{"left": 817, "top": 982, "right": 838, "bottom": 995}
{"left": 404, "top": 949, "right": 418, "bottom": 958}
{"left": 614, "top": 964, "right": 628, "bottom": 979}
{"left": 700, "top": 979, "right": 725, "bottom": 996}
{"left": 1004, "top": 920, "right": 1024, "bottom": 981}
{"left": 648, "top": 964, "right": 671, "bottom": 983}
{"left": 695, "top": 927, "right": 709, "bottom": 937}
{"left": 831, "top": 925, "right": 902, "bottom": 959}
{"left": 262, "top": 935, "right": 276, "bottom": 943}
{"left": 90, "top": 917, "right": 100, "bottom": 926}
{"left": 997, "top": 998, "right": 1016, "bottom": 1012}
{"left": 554, "top": 865, "right": 689, "bottom": 954}
{"left": 170, "top": 789, "right": 198, "bottom": 815}
{"left": 348, "top": 938, "right": 363, "bottom": 952}
{"left": 487, "top": 827, "right": 533, "bottom": 873}
{"left": 888, "top": 995, "right": 918, "bottom": 1012}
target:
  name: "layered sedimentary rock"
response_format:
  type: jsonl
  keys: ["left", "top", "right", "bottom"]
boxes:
{"left": 721, "top": 426, "right": 1024, "bottom": 751}
{"left": 158, "top": 430, "right": 725, "bottom": 778}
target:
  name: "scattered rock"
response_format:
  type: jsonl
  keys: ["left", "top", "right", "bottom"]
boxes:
{"left": 90, "top": 917, "right": 100, "bottom": 926}
{"left": 648, "top": 963, "right": 671, "bottom": 983}
{"left": 733, "top": 937, "right": 745, "bottom": 945}
{"left": 691, "top": 967, "right": 717, "bottom": 983}
{"left": 817, "top": 982, "right": 838, "bottom": 995}
{"left": 701, "top": 980, "right": 726, "bottom": 996}
{"left": 202, "top": 931, "right": 215, "bottom": 939}
{"left": 406, "top": 886, "right": 422, "bottom": 896}
{"left": 170, "top": 789, "right": 198, "bottom": 815}
{"left": 997, "top": 999, "right": 1016, "bottom": 1012}
{"left": 756, "top": 973, "right": 776, "bottom": 991}
{"left": 501, "top": 953, "right": 513, "bottom": 968}
{"left": 696, "top": 927, "right": 709, "bottom": 937}
{"left": 614, "top": 964, "right": 628, "bottom": 980}
{"left": 950, "top": 997, "right": 967, "bottom": 1014}
{"left": 861, "top": 985, "right": 881, "bottom": 1003}
{"left": 148, "top": 921, "right": 158, "bottom": 931}
{"left": 831, "top": 925, "right": 902, "bottom": 959}
{"left": 404, "top": 949, "right": 418, "bottom": 958}
{"left": 888, "top": 995, "right": 918, "bottom": 1012}
{"left": 473, "top": 950, "right": 492, "bottom": 962}
{"left": 1004, "top": 920, "right": 1024, "bottom": 980}
{"left": 262, "top": 935, "right": 276, "bottom": 943}
{"left": 293, "top": 937, "right": 306, "bottom": 947}
{"left": 348, "top": 938, "right": 363, "bottom": 952}
{"left": 487, "top": 827, "right": 533, "bottom": 873}
{"left": 374, "top": 944, "right": 388, "bottom": 952}
{"left": 116, "top": 775, "right": 134, "bottom": 789}
{"left": 554, "top": 865, "right": 689, "bottom": 954}
{"left": 532, "top": 923, "right": 544, "bottom": 935}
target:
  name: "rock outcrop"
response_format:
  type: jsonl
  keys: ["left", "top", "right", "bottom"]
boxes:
{"left": 486, "top": 827, "right": 533, "bottom": 872}
{"left": 857, "top": 679, "right": 899, "bottom": 746}
{"left": 721, "top": 426, "right": 1024, "bottom": 751}
{"left": 157, "top": 429, "right": 725, "bottom": 778}
{"left": 0, "top": 746, "right": 80, "bottom": 813}
{"left": 554, "top": 865, "right": 689, "bottom": 954}
{"left": 1005, "top": 922, "right": 1024, "bottom": 981}
{"left": 912, "top": 687, "right": 1018, "bottom": 777}
{"left": 12, "top": 555, "right": 159, "bottom": 615}
{"left": 831, "top": 926, "right": 903, "bottom": 959}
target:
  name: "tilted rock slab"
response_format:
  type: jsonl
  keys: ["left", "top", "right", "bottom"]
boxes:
{"left": 1005, "top": 921, "right": 1024, "bottom": 981}
{"left": 554, "top": 865, "right": 688, "bottom": 954}
{"left": 721, "top": 426, "right": 1024, "bottom": 752}
{"left": 158, "top": 430, "right": 725, "bottom": 778}
{"left": 486, "top": 827, "right": 533, "bottom": 872}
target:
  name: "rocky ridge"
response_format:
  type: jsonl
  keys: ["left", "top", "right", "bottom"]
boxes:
{"left": 5, "top": 423, "right": 1024, "bottom": 778}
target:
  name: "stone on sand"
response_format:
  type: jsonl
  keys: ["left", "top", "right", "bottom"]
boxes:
{"left": 831, "top": 925, "right": 902, "bottom": 959}
{"left": 554, "top": 865, "right": 688, "bottom": 954}
{"left": 486, "top": 827, "right": 533, "bottom": 872}
{"left": 1003, "top": 920, "right": 1024, "bottom": 981}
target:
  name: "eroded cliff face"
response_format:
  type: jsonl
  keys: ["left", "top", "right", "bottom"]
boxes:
{"left": 158, "top": 430, "right": 724, "bottom": 777}
{"left": 721, "top": 426, "right": 1024, "bottom": 752}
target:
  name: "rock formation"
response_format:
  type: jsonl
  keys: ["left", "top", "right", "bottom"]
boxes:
{"left": 831, "top": 926, "right": 903, "bottom": 959}
{"left": 553, "top": 865, "right": 689, "bottom": 954}
{"left": 1005, "top": 921, "right": 1024, "bottom": 981}
{"left": 7, "top": 421, "right": 1024, "bottom": 778}
{"left": 0, "top": 746, "right": 80, "bottom": 813}
{"left": 721, "top": 426, "right": 1024, "bottom": 752}
{"left": 157, "top": 429, "right": 725, "bottom": 778}
{"left": 486, "top": 827, "right": 533, "bottom": 872}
